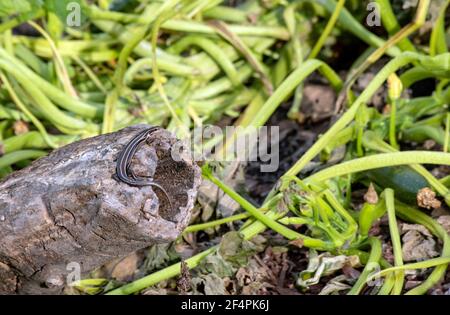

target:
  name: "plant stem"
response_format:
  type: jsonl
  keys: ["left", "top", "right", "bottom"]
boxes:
{"left": 0, "top": 150, "right": 47, "bottom": 169}
{"left": 306, "top": 151, "right": 450, "bottom": 184}
{"left": 106, "top": 247, "right": 217, "bottom": 295}
{"left": 0, "top": 73, "right": 57, "bottom": 149}
{"left": 183, "top": 213, "right": 250, "bottom": 234}
{"left": 384, "top": 189, "right": 404, "bottom": 295}
{"left": 202, "top": 168, "right": 330, "bottom": 248}
{"left": 347, "top": 237, "right": 382, "bottom": 295}
{"left": 308, "top": 0, "right": 345, "bottom": 59}
{"left": 444, "top": 113, "right": 450, "bottom": 153}
{"left": 284, "top": 52, "right": 424, "bottom": 177}
{"left": 395, "top": 202, "right": 450, "bottom": 295}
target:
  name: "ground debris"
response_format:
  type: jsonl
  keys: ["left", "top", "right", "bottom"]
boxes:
{"left": 297, "top": 250, "right": 360, "bottom": 288}
{"left": 417, "top": 187, "right": 442, "bottom": 210}
{"left": 364, "top": 183, "right": 379, "bottom": 204}
{"left": 401, "top": 223, "right": 439, "bottom": 262}
{"left": 319, "top": 275, "right": 353, "bottom": 295}
{"left": 437, "top": 216, "right": 450, "bottom": 235}
{"left": 177, "top": 260, "right": 191, "bottom": 294}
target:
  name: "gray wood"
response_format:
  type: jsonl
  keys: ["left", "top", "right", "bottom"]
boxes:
{"left": 0, "top": 125, "right": 201, "bottom": 294}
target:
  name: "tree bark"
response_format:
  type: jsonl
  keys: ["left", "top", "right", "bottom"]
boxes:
{"left": 0, "top": 125, "right": 201, "bottom": 294}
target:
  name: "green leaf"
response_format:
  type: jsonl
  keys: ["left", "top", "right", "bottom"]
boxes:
{"left": 44, "top": 0, "right": 82, "bottom": 22}
{"left": 69, "top": 278, "right": 109, "bottom": 295}
{"left": 419, "top": 53, "right": 450, "bottom": 77}
{"left": 0, "top": 0, "right": 43, "bottom": 18}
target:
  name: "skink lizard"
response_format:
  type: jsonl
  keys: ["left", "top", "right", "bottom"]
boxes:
{"left": 114, "top": 127, "right": 174, "bottom": 212}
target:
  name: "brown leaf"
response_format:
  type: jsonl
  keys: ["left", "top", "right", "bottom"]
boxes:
{"left": 301, "top": 84, "right": 336, "bottom": 123}
{"left": 111, "top": 252, "right": 141, "bottom": 282}
{"left": 13, "top": 120, "right": 28, "bottom": 135}
{"left": 236, "top": 258, "right": 273, "bottom": 295}
{"left": 192, "top": 274, "right": 227, "bottom": 295}
{"left": 401, "top": 224, "right": 439, "bottom": 262}
{"left": 142, "top": 288, "right": 168, "bottom": 295}
{"left": 437, "top": 216, "right": 450, "bottom": 235}
{"left": 289, "top": 239, "right": 304, "bottom": 248}
{"left": 364, "top": 183, "right": 379, "bottom": 204}
{"left": 177, "top": 260, "right": 191, "bottom": 295}
{"left": 417, "top": 187, "right": 441, "bottom": 210}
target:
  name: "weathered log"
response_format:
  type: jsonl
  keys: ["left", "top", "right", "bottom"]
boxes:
{"left": 0, "top": 125, "right": 201, "bottom": 294}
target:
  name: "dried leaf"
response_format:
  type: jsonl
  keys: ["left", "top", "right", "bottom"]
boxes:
{"left": 289, "top": 239, "right": 304, "bottom": 248}
{"left": 437, "top": 216, "right": 450, "bottom": 235}
{"left": 111, "top": 252, "right": 141, "bottom": 282}
{"left": 236, "top": 258, "right": 272, "bottom": 295}
{"left": 218, "top": 231, "right": 262, "bottom": 267}
{"left": 198, "top": 254, "right": 236, "bottom": 278}
{"left": 191, "top": 273, "right": 227, "bottom": 295}
{"left": 401, "top": 224, "right": 439, "bottom": 262}
{"left": 417, "top": 187, "right": 442, "bottom": 210}
{"left": 319, "top": 275, "right": 352, "bottom": 295}
{"left": 144, "top": 243, "right": 179, "bottom": 272}
{"left": 297, "top": 250, "right": 360, "bottom": 288}
{"left": 13, "top": 120, "right": 28, "bottom": 135}
{"left": 401, "top": 223, "right": 433, "bottom": 237}
{"left": 177, "top": 260, "right": 191, "bottom": 294}
{"left": 364, "top": 183, "right": 379, "bottom": 204}
{"left": 142, "top": 288, "right": 168, "bottom": 295}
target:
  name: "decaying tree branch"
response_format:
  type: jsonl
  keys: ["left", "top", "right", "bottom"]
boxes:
{"left": 0, "top": 125, "right": 201, "bottom": 294}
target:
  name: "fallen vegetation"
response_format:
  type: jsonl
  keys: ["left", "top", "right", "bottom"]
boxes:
{"left": 0, "top": 0, "right": 449, "bottom": 295}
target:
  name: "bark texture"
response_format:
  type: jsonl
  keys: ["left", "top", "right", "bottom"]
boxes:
{"left": 0, "top": 125, "right": 201, "bottom": 294}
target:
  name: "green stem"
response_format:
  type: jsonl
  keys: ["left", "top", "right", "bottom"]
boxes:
{"left": 429, "top": 0, "right": 449, "bottom": 56}
{"left": 1, "top": 132, "right": 75, "bottom": 153}
{"left": 389, "top": 101, "right": 398, "bottom": 149}
{"left": 183, "top": 213, "right": 250, "bottom": 234}
{"left": 384, "top": 189, "right": 404, "bottom": 295}
{"left": 444, "top": 113, "right": 450, "bottom": 153}
{"left": 395, "top": 202, "right": 450, "bottom": 295}
{"left": 362, "top": 131, "right": 450, "bottom": 206}
{"left": 0, "top": 59, "right": 91, "bottom": 132}
{"left": 0, "top": 150, "right": 47, "bottom": 169}
{"left": 0, "top": 72, "right": 57, "bottom": 149}
{"left": 306, "top": 151, "right": 450, "bottom": 184}
{"left": 249, "top": 59, "right": 342, "bottom": 128}
{"left": 358, "top": 201, "right": 386, "bottom": 238}
{"left": 375, "top": 0, "right": 416, "bottom": 52}
{"left": 317, "top": 0, "right": 401, "bottom": 56}
{"left": 169, "top": 36, "right": 239, "bottom": 85}
{"left": 347, "top": 237, "right": 382, "bottom": 295}
{"left": 106, "top": 247, "right": 217, "bottom": 295}
{"left": 0, "top": 48, "right": 101, "bottom": 119}
{"left": 284, "top": 52, "right": 423, "bottom": 177}
{"left": 370, "top": 257, "right": 450, "bottom": 280}
{"left": 202, "top": 168, "right": 330, "bottom": 248}
{"left": 87, "top": 5, "right": 290, "bottom": 40}
{"left": 308, "top": 0, "right": 345, "bottom": 59}
{"left": 102, "top": 1, "right": 180, "bottom": 133}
